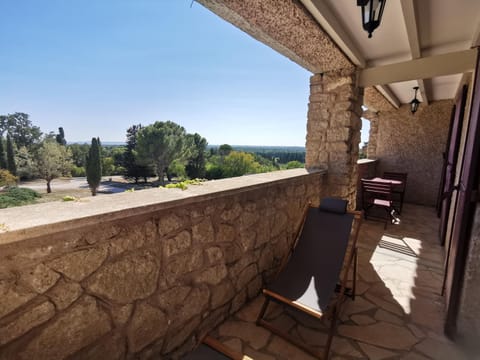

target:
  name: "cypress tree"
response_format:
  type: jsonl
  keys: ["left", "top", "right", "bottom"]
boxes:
{"left": 86, "top": 137, "right": 102, "bottom": 196}
{"left": 56, "top": 127, "right": 67, "bottom": 146}
{"left": 0, "top": 137, "right": 6, "bottom": 169}
{"left": 6, "top": 134, "right": 16, "bottom": 175}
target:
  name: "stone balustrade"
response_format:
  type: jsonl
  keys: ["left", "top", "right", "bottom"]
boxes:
{"left": 0, "top": 169, "right": 324, "bottom": 359}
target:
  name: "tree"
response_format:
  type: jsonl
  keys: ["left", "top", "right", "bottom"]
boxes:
{"left": 56, "top": 127, "right": 67, "bottom": 146}
{"left": 0, "top": 113, "right": 42, "bottom": 149}
{"left": 123, "top": 124, "right": 153, "bottom": 183}
{"left": 222, "top": 151, "right": 260, "bottom": 178}
{"left": 34, "top": 141, "right": 72, "bottom": 193}
{"left": 6, "top": 134, "right": 16, "bottom": 175}
{"left": 136, "top": 121, "right": 186, "bottom": 185}
{"left": 86, "top": 138, "right": 102, "bottom": 196}
{"left": 68, "top": 143, "right": 89, "bottom": 167}
{"left": 16, "top": 146, "right": 36, "bottom": 180}
{"left": 185, "top": 133, "right": 207, "bottom": 179}
{"left": 218, "top": 144, "right": 233, "bottom": 156}
{"left": 0, "top": 137, "right": 6, "bottom": 169}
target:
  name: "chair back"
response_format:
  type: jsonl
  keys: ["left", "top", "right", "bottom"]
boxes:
{"left": 383, "top": 172, "right": 407, "bottom": 189}
{"left": 361, "top": 179, "right": 393, "bottom": 203}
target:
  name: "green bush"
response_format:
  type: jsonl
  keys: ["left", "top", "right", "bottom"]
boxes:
{"left": 71, "top": 165, "right": 86, "bottom": 177}
{"left": 0, "top": 187, "right": 41, "bottom": 208}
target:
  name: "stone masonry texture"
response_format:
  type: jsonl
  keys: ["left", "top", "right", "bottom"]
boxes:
{"left": 367, "top": 100, "right": 453, "bottom": 206}
{"left": 306, "top": 70, "right": 363, "bottom": 209}
{"left": 0, "top": 172, "right": 323, "bottom": 359}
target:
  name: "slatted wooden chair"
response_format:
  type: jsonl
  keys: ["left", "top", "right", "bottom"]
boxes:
{"left": 256, "top": 198, "right": 362, "bottom": 359}
{"left": 382, "top": 172, "right": 408, "bottom": 214}
{"left": 361, "top": 179, "right": 395, "bottom": 229}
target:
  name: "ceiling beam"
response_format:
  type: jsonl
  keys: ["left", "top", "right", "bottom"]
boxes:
{"left": 358, "top": 49, "right": 477, "bottom": 87}
{"left": 472, "top": 19, "right": 480, "bottom": 47}
{"left": 375, "top": 85, "right": 400, "bottom": 108}
{"left": 400, "top": 0, "right": 428, "bottom": 105}
{"left": 300, "top": 0, "right": 366, "bottom": 68}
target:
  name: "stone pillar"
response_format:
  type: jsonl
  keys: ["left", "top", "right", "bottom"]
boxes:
{"left": 306, "top": 69, "right": 363, "bottom": 209}
{"left": 364, "top": 110, "right": 379, "bottom": 159}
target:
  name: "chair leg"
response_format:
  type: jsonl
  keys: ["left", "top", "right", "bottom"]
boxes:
{"left": 323, "top": 304, "right": 338, "bottom": 360}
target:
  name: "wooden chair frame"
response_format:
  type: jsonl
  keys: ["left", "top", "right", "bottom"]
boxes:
{"left": 256, "top": 205, "right": 362, "bottom": 359}
{"left": 361, "top": 179, "right": 395, "bottom": 229}
{"left": 382, "top": 172, "right": 408, "bottom": 214}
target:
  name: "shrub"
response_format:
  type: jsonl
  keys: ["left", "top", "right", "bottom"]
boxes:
{"left": 0, "top": 169, "right": 17, "bottom": 187}
{"left": 71, "top": 165, "right": 86, "bottom": 177}
{"left": 0, "top": 187, "right": 41, "bottom": 208}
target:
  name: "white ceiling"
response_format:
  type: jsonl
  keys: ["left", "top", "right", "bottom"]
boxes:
{"left": 301, "top": 0, "right": 480, "bottom": 107}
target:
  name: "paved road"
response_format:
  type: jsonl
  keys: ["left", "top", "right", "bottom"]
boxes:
{"left": 19, "top": 176, "right": 128, "bottom": 194}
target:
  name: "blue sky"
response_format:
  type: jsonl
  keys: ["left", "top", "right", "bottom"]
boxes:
{"left": 0, "top": 0, "right": 369, "bottom": 146}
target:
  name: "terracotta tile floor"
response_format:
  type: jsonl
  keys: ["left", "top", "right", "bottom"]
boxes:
{"left": 206, "top": 204, "right": 473, "bottom": 359}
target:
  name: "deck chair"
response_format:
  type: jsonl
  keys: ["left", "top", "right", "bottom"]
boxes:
{"left": 361, "top": 179, "right": 397, "bottom": 229}
{"left": 182, "top": 335, "right": 246, "bottom": 360}
{"left": 256, "top": 198, "right": 362, "bottom": 359}
{"left": 382, "top": 172, "right": 408, "bottom": 214}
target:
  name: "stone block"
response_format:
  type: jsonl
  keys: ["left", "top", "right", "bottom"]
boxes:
{"left": 217, "top": 224, "right": 236, "bottom": 243}
{"left": 230, "top": 289, "right": 247, "bottom": 314}
{"left": 235, "top": 264, "right": 258, "bottom": 291}
{"left": 69, "top": 331, "right": 126, "bottom": 360}
{"left": 327, "top": 128, "right": 351, "bottom": 143}
{"left": 205, "top": 246, "right": 224, "bottom": 264}
{"left": 48, "top": 246, "right": 108, "bottom": 282}
{"left": 164, "top": 249, "right": 203, "bottom": 282}
{"left": 239, "top": 229, "right": 256, "bottom": 251}
{"left": 194, "top": 264, "right": 228, "bottom": 286}
{"left": 192, "top": 218, "right": 214, "bottom": 243}
{"left": 163, "top": 231, "right": 191, "bottom": 257}
{"left": 85, "top": 250, "right": 159, "bottom": 304}
{"left": 163, "top": 315, "right": 201, "bottom": 354}
{"left": 17, "top": 296, "right": 111, "bottom": 360}
{"left": 46, "top": 278, "right": 83, "bottom": 310}
{"left": 221, "top": 243, "right": 243, "bottom": 264}
{"left": 221, "top": 203, "right": 243, "bottom": 222}
{"left": 169, "top": 285, "right": 210, "bottom": 327}
{"left": 158, "top": 213, "right": 183, "bottom": 236}
{"left": 211, "top": 280, "right": 235, "bottom": 309}
{"left": 247, "top": 275, "right": 262, "bottom": 299}
{"left": 127, "top": 302, "right": 167, "bottom": 353}
{"left": 152, "top": 286, "right": 191, "bottom": 312}
{"left": 19, "top": 263, "right": 60, "bottom": 294}
{"left": 111, "top": 303, "right": 133, "bottom": 326}
{"left": 0, "top": 300, "right": 55, "bottom": 346}
{"left": 0, "top": 279, "right": 36, "bottom": 318}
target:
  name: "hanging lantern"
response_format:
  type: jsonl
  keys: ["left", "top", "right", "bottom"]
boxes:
{"left": 410, "top": 86, "right": 421, "bottom": 114}
{"left": 357, "top": 0, "right": 387, "bottom": 38}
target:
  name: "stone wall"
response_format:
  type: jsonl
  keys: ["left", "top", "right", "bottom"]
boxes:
{"left": 356, "top": 159, "right": 378, "bottom": 210}
{"left": 0, "top": 170, "right": 324, "bottom": 359}
{"left": 369, "top": 100, "right": 453, "bottom": 206}
{"left": 306, "top": 70, "right": 363, "bottom": 209}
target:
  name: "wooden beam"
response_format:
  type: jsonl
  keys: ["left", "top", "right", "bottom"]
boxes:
{"left": 300, "top": 0, "right": 366, "bottom": 68}
{"left": 400, "top": 0, "right": 420, "bottom": 58}
{"left": 358, "top": 49, "right": 477, "bottom": 87}
{"left": 400, "top": 0, "right": 429, "bottom": 105}
{"left": 375, "top": 85, "right": 401, "bottom": 109}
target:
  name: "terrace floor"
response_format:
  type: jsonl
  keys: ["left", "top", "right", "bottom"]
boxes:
{"left": 202, "top": 204, "right": 471, "bottom": 359}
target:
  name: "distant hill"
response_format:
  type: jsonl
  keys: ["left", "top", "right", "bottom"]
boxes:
{"left": 68, "top": 141, "right": 126, "bottom": 146}
{"left": 208, "top": 145, "right": 305, "bottom": 152}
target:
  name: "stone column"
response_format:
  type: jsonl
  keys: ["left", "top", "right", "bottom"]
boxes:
{"left": 364, "top": 110, "right": 379, "bottom": 159}
{"left": 305, "top": 69, "right": 363, "bottom": 208}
